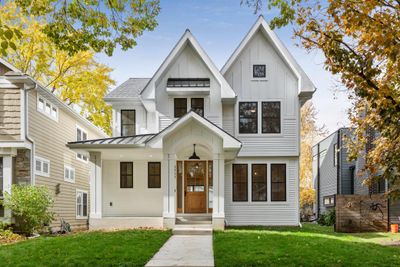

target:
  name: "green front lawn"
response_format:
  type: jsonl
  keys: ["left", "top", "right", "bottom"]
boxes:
{"left": 214, "top": 224, "right": 400, "bottom": 267}
{"left": 0, "top": 229, "right": 171, "bottom": 267}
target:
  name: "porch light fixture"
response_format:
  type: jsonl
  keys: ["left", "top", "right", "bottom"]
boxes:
{"left": 189, "top": 144, "right": 200, "bottom": 160}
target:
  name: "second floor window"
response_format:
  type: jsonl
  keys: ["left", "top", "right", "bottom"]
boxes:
{"left": 191, "top": 98, "right": 204, "bottom": 117}
{"left": 76, "top": 127, "right": 88, "bottom": 163}
{"left": 37, "top": 95, "right": 58, "bottom": 121}
{"left": 239, "top": 102, "right": 258, "bottom": 134}
{"left": 121, "top": 110, "right": 136, "bottom": 136}
{"left": 262, "top": 102, "right": 281, "bottom": 133}
{"left": 174, "top": 98, "right": 187, "bottom": 118}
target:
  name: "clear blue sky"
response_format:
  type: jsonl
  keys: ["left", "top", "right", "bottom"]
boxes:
{"left": 96, "top": 0, "right": 350, "bottom": 134}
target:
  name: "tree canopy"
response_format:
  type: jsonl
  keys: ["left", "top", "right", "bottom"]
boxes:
{"left": 244, "top": 0, "right": 400, "bottom": 199}
{"left": 0, "top": 0, "right": 160, "bottom": 56}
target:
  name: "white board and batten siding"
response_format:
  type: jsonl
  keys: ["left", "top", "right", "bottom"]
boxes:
{"left": 223, "top": 29, "right": 300, "bottom": 157}
{"left": 225, "top": 157, "right": 299, "bottom": 226}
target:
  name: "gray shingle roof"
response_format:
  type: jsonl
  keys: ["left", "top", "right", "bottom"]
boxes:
{"left": 68, "top": 134, "right": 156, "bottom": 147}
{"left": 105, "top": 78, "right": 150, "bottom": 99}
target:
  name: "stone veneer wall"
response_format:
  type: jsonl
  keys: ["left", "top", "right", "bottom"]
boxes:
{"left": 14, "top": 149, "right": 31, "bottom": 185}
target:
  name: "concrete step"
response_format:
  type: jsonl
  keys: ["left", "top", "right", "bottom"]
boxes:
{"left": 172, "top": 225, "right": 213, "bottom": 235}
{"left": 176, "top": 216, "right": 212, "bottom": 225}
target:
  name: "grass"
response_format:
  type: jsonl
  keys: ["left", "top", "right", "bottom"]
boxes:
{"left": 0, "top": 229, "right": 171, "bottom": 267}
{"left": 213, "top": 223, "right": 400, "bottom": 267}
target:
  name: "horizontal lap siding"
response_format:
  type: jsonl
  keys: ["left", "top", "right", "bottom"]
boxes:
{"left": 225, "top": 157, "right": 299, "bottom": 226}
{"left": 0, "top": 88, "right": 20, "bottom": 140}
{"left": 28, "top": 90, "right": 104, "bottom": 230}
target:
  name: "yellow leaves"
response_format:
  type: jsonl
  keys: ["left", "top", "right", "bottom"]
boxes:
{"left": 0, "top": 2, "right": 114, "bottom": 135}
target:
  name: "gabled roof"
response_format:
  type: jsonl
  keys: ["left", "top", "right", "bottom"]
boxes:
{"left": 104, "top": 78, "right": 150, "bottom": 101}
{"left": 140, "top": 30, "right": 236, "bottom": 101}
{"left": 146, "top": 111, "right": 242, "bottom": 150}
{"left": 221, "top": 15, "right": 316, "bottom": 95}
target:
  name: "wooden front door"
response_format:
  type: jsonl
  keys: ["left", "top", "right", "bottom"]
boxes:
{"left": 184, "top": 161, "right": 206, "bottom": 213}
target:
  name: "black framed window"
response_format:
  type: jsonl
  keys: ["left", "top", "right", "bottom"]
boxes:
{"left": 191, "top": 98, "right": 204, "bottom": 117}
{"left": 174, "top": 98, "right": 187, "bottom": 118}
{"left": 239, "top": 102, "right": 258, "bottom": 134}
{"left": 262, "top": 102, "right": 281, "bottom": 133}
{"left": 121, "top": 110, "right": 136, "bottom": 136}
{"left": 120, "top": 162, "right": 133, "bottom": 188}
{"left": 271, "top": 164, "right": 286, "bottom": 201}
{"left": 252, "top": 164, "right": 267, "bottom": 201}
{"left": 323, "top": 195, "right": 335, "bottom": 207}
{"left": 148, "top": 162, "right": 161, "bottom": 188}
{"left": 253, "top": 64, "right": 266, "bottom": 78}
{"left": 232, "top": 164, "right": 248, "bottom": 201}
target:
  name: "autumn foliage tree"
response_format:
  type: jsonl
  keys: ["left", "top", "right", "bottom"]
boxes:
{"left": 244, "top": 0, "right": 400, "bottom": 199}
{"left": 0, "top": 3, "right": 115, "bottom": 134}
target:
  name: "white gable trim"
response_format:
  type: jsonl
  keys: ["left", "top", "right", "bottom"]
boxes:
{"left": 140, "top": 30, "right": 236, "bottom": 101}
{"left": 146, "top": 111, "right": 242, "bottom": 150}
{"left": 221, "top": 15, "right": 316, "bottom": 95}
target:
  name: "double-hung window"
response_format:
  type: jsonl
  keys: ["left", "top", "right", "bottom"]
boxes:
{"left": 252, "top": 164, "right": 267, "bottom": 201}
{"left": 271, "top": 164, "right": 286, "bottom": 201}
{"left": 239, "top": 102, "right": 258, "bottom": 134}
{"left": 121, "top": 110, "right": 136, "bottom": 136}
{"left": 35, "top": 156, "right": 50, "bottom": 177}
{"left": 148, "top": 162, "right": 161, "bottom": 188}
{"left": 64, "top": 165, "right": 75, "bottom": 183}
{"left": 191, "top": 98, "right": 204, "bottom": 117}
{"left": 120, "top": 162, "right": 133, "bottom": 188}
{"left": 232, "top": 164, "right": 248, "bottom": 201}
{"left": 174, "top": 98, "right": 187, "bottom": 118}
{"left": 76, "top": 126, "right": 88, "bottom": 162}
{"left": 262, "top": 102, "right": 281, "bottom": 133}
{"left": 37, "top": 95, "right": 58, "bottom": 121}
{"left": 76, "top": 190, "right": 88, "bottom": 219}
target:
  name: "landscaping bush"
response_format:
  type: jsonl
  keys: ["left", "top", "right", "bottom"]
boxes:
{"left": 318, "top": 209, "right": 336, "bottom": 226}
{"left": 2, "top": 185, "right": 54, "bottom": 236}
{"left": 0, "top": 228, "right": 25, "bottom": 244}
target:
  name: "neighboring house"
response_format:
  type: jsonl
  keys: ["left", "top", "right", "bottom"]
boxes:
{"left": 313, "top": 127, "right": 400, "bottom": 225}
{"left": 67, "top": 16, "right": 316, "bottom": 230}
{"left": 312, "top": 128, "right": 355, "bottom": 216}
{"left": 0, "top": 59, "right": 107, "bottom": 229}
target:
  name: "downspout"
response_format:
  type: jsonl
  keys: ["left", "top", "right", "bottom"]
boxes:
{"left": 317, "top": 143, "right": 320, "bottom": 218}
{"left": 24, "top": 84, "right": 37, "bottom": 185}
{"left": 337, "top": 130, "right": 340, "bottom": 196}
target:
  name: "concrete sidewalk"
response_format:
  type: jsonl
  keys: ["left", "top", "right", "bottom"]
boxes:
{"left": 145, "top": 235, "right": 214, "bottom": 267}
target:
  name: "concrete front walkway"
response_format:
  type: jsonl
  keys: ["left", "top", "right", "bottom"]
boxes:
{"left": 145, "top": 235, "right": 214, "bottom": 267}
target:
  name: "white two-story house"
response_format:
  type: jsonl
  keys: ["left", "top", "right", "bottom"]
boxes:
{"left": 67, "top": 16, "right": 316, "bottom": 230}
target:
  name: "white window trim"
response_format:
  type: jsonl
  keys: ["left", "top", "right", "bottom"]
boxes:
{"left": 76, "top": 125, "right": 89, "bottom": 163}
{"left": 236, "top": 100, "right": 283, "bottom": 137}
{"left": 76, "top": 189, "right": 88, "bottom": 219}
{"left": 35, "top": 156, "right": 50, "bottom": 177}
{"left": 37, "top": 94, "right": 59, "bottom": 122}
{"left": 64, "top": 165, "right": 75, "bottom": 183}
{"left": 251, "top": 62, "right": 268, "bottom": 81}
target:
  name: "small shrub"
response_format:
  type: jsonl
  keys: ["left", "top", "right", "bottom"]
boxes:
{"left": 2, "top": 185, "right": 54, "bottom": 236}
{"left": 0, "top": 228, "right": 25, "bottom": 244}
{"left": 318, "top": 209, "right": 336, "bottom": 226}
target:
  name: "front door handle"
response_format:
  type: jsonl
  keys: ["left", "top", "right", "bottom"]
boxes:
{"left": 184, "top": 191, "right": 187, "bottom": 197}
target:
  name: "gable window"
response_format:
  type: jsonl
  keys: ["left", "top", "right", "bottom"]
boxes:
{"left": 174, "top": 98, "right": 187, "bottom": 118}
{"left": 148, "top": 162, "right": 161, "bottom": 188}
{"left": 167, "top": 78, "right": 210, "bottom": 88}
{"left": 76, "top": 190, "right": 88, "bottom": 218}
{"left": 253, "top": 64, "right": 266, "bottom": 78}
{"left": 271, "top": 164, "right": 286, "bottom": 201}
{"left": 64, "top": 165, "right": 75, "bottom": 183}
{"left": 120, "top": 162, "right": 133, "bottom": 188}
{"left": 191, "top": 98, "right": 204, "bottom": 117}
{"left": 37, "top": 95, "right": 58, "bottom": 121}
{"left": 76, "top": 126, "right": 88, "bottom": 163}
{"left": 121, "top": 110, "right": 136, "bottom": 136}
{"left": 35, "top": 156, "right": 50, "bottom": 177}
{"left": 262, "top": 102, "right": 281, "bottom": 134}
{"left": 239, "top": 102, "right": 258, "bottom": 134}
{"left": 232, "top": 164, "right": 248, "bottom": 201}
{"left": 252, "top": 164, "right": 267, "bottom": 201}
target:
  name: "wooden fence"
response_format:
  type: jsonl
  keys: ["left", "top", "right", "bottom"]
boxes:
{"left": 336, "top": 194, "right": 388, "bottom": 232}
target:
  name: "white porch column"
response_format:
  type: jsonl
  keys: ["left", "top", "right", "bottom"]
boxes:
{"left": 212, "top": 153, "right": 225, "bottom": 230}
{"left": 3, "top": 156, "right": 13, "bottom": 220}
{"left": 89, "top": 152, "right": 102, "bottom": 219}
{"left": 162, "top": 153, "right": 176, "bottom": 228}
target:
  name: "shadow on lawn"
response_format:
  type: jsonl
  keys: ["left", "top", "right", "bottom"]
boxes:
{"left": 214, "top": 227, "right": 400, "bottom": 267}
